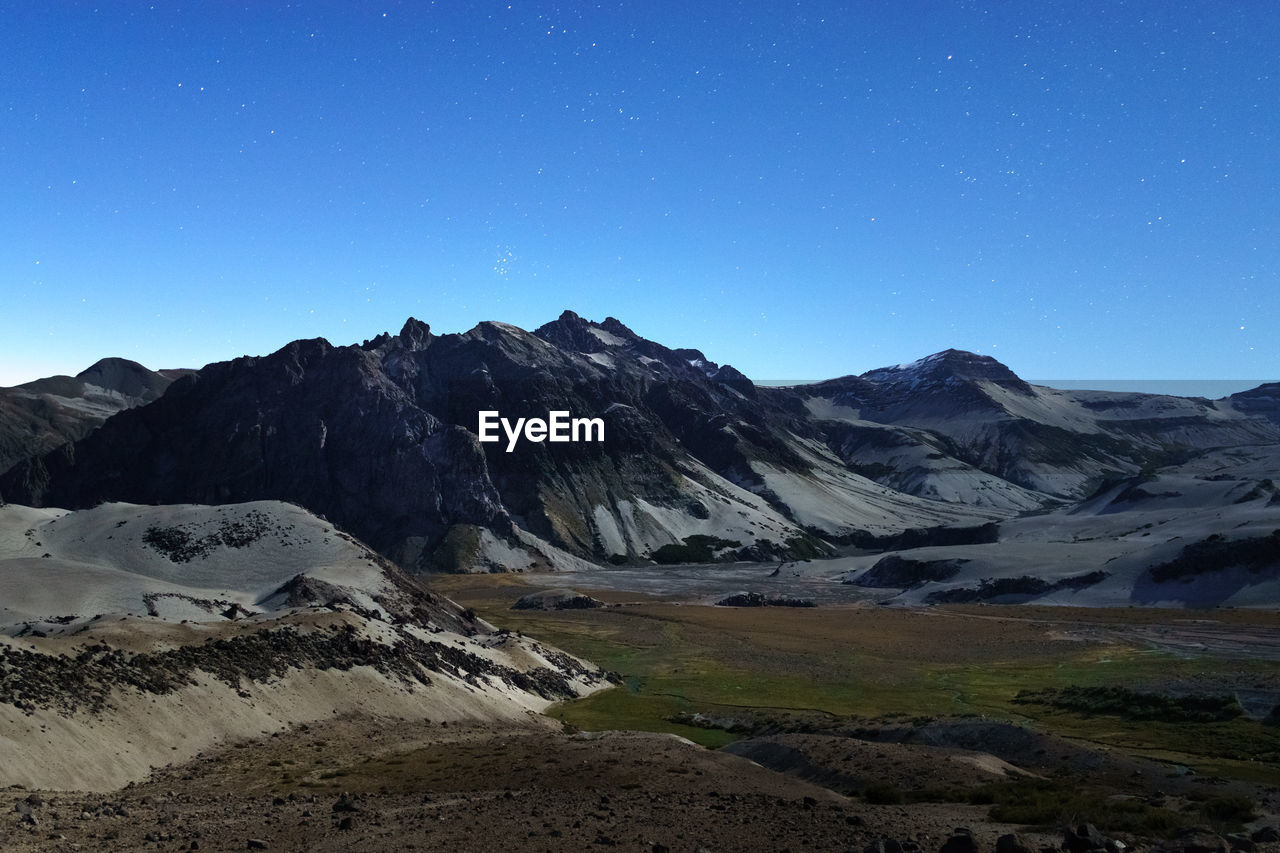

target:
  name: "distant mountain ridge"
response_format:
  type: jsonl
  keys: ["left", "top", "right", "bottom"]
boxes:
{"left": 2, "top": 313, "right": 1278, "bottom": 574}
{"left": 1025, "top": 379, "right": 1275, "bottom": 399}
{"left": 0, "top": 358, "right": 193, "bottom": 475}
{"left": 761, "top": 379, "right": 1272, "bottom": 400}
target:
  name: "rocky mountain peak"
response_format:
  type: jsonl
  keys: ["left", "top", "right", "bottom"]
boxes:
{"left": 672, "top": 348, "right": 716, "bottom": 371}
{"left": 399, "top": 317, "right": 432, "bottom": 350}
{"left": 863, "top": 349, "right": 1032, "bottom": 394}
{"left": 534, "top": 310, "right": 595, "bottom": 351}
{"left": 534, "top": 310, "right": 636, "bottom": 354}
{"left": 710, "top": 364, "right": 757, "bottom": 398}
{"left": 598, "top": 316, "right": 640, "bottom": 341}
{"left": 75, "top": 357, "right": 160, "bottom": 396}
{"left": 268, "top": 337, "right": 335, "bottom": 384}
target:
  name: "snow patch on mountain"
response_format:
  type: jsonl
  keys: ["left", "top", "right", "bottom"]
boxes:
{"left": 588, "top": 326, "right": 628, "bottom": 347}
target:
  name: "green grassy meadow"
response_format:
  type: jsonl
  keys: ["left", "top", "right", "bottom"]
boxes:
{"left": 430, "top": 575, "right": 1280, "bottom": 784}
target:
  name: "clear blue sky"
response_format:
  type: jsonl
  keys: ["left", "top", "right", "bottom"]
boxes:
{"left": 2, "top": 1, "right": 1276, "bottom": 386}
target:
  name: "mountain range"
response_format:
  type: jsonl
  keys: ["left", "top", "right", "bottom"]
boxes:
{"left": 3, "top": 312, "right": 1278, "bottom": 595}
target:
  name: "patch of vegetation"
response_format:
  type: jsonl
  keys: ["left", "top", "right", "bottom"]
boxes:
{"left": 975, "top": 779, "right": 1192, "bottom": 836}
{"left": 714, "top": 592, "right": 814, "bottom": 608}
{"left": 903, "top": 787, "right": 970, "bottom": 804}
{"left": 1083, "top": 472, "right": 1150, "bottom": 502}
{"left": 1235, "top": 479, "right": 1275, "bottom": 504}
{"left": 844, "top": 461, "right": 895, "bottom": 480}
{"left": 862, "top": 782, "right": 905, "bottom": 805}
{"left": 142, "top": 526, "right": 198, "bottom": 562}
{"left": 1198, "top": 795, "right": 1257, "bottom": 826}
{"left": 1147, "top": 530, "right": 1280, "bottom": 582}
{"left": 556, "top": 686, "right": 737, "bottom": 748}
{"left": 925, "top": 571, "right": 1109, "bottom": 603}
{"left": 838, "top": 522, "right": 999, "bottom": 551}
{"left": 651, "top": 534, "right": 741, "bottom": 564}
{"left": 1021, "top": 420, "right": 1194, "bottom": 471}
{"left": 850, "top": 555, "right": 967, "bottom": 589}
{"left": 667, "top": 711, "right": 757, "bottom": 735}
{"left": 142, "top": 511, "right": 275, "bottom": 562}
{"left": 430, "top": 575, "right": 1280, "bottom": 788}
{"left": 425, "top": 524, "right": 482, "bottom": 573}
{"left": 0, "top": 623, "right": 599, "bottom": 715}
{"left": 1014, "top": 685, "right": 1244, "bottom": 723}
{"left": 782, "top": 532, "right": 830, "bottom": 560}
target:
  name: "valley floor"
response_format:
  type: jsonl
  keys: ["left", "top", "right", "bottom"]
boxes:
{"left": 432, "top": 573, "right": 1280, "bottom": 756}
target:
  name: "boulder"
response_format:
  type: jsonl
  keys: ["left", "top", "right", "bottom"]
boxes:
{"left": 1062, "top": 824, "right": 1110, "bottom": 853}
{"left": 939, "top": 830, "right": 979, "bottom": 853}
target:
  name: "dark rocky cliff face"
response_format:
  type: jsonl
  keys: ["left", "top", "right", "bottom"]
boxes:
{"left": 0, "top": 315, "right": 820, "bottom": 569}
{"left": 3, "top": 330, "right": 507, "bottom": 568}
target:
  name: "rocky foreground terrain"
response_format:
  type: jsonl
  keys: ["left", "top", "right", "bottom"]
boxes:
{"left": 3, "top": 713, "right": 1278, "bottom": 853}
